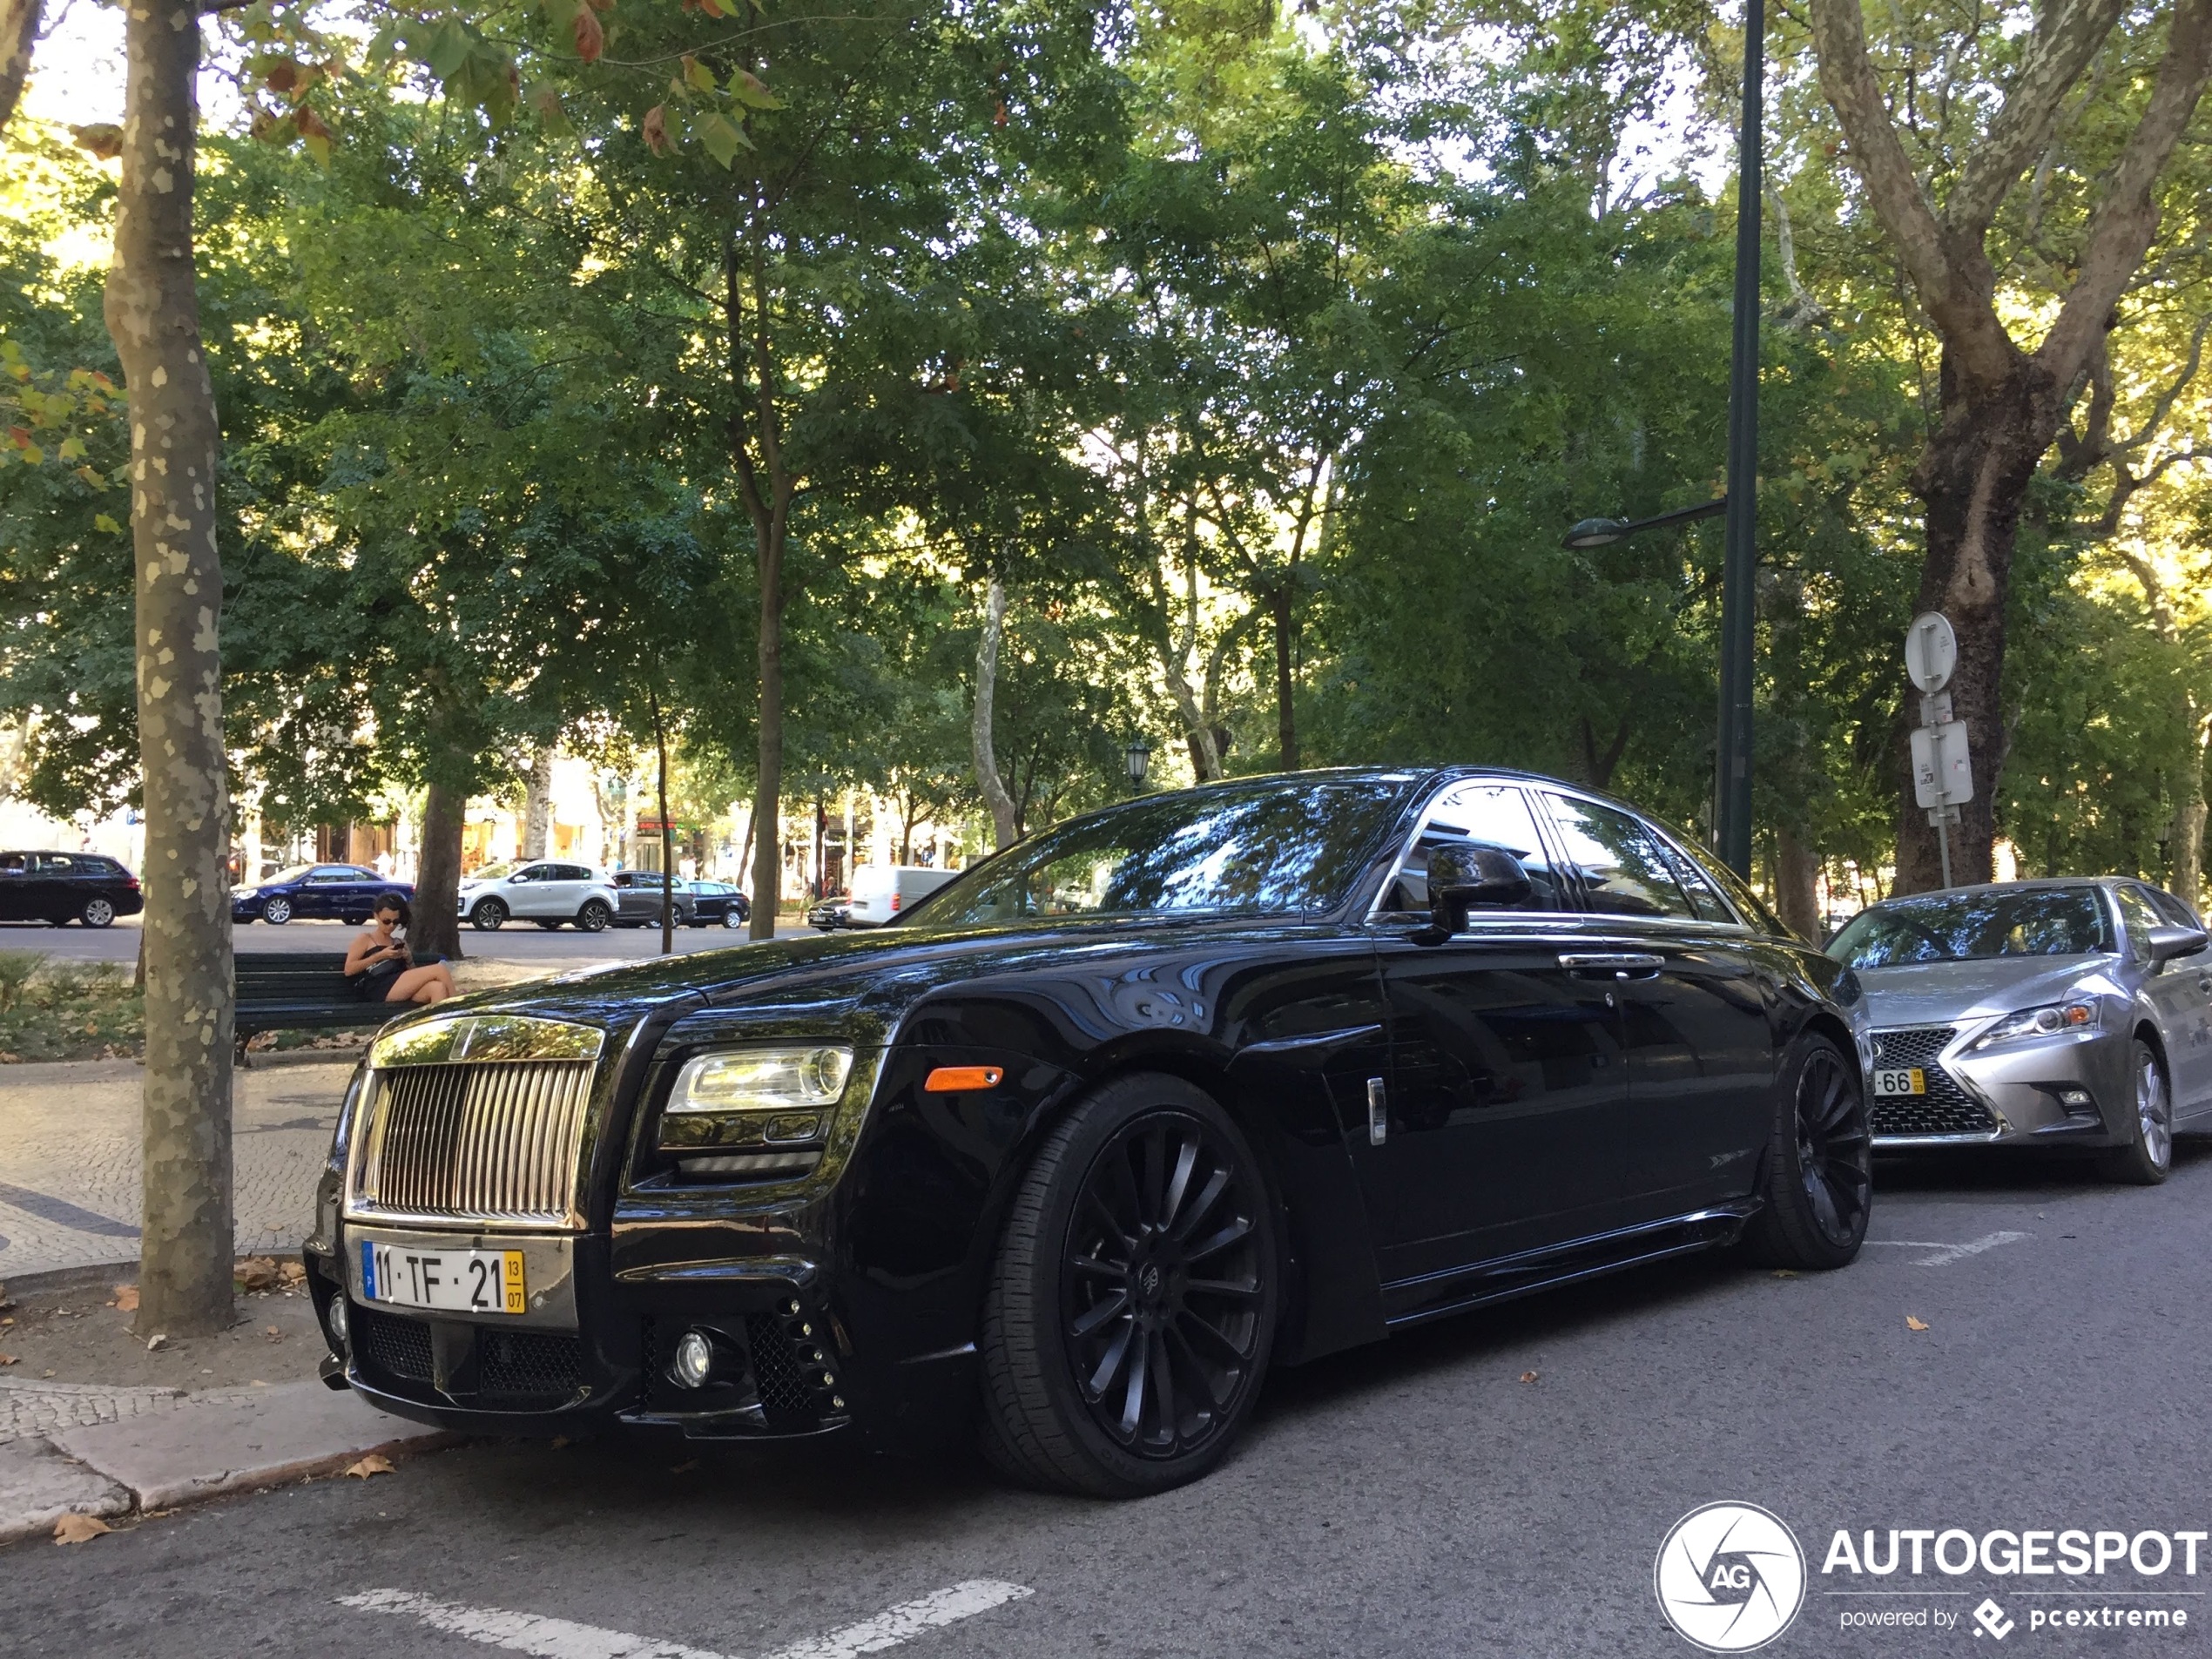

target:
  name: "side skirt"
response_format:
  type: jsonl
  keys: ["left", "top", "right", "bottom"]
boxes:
{"left": 1378, "top": 1202, "right": 1763, "bottom": 1331}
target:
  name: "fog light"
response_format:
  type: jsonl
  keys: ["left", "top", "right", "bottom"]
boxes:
{"left": 324, "top": 1296, "right": 349, "bottom": 1350}
{"left": 672, "top": 1329, "right": 715, "bottom": 1389}
{"left": 2060, "top": 1088, "right": 2094, "bottom": 1109}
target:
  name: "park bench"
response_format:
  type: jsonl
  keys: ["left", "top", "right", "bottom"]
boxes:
{"left": 233, "top": 952, "right": 397, "bottom": 1062}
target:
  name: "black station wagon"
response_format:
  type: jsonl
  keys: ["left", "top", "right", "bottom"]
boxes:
{"left": 305, "top": 769, "right": 1873, "bottom": 1495}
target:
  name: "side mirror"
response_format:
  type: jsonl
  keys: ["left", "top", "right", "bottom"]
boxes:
{"left": 1424, "top": 842, "right": 1534, "bottom": 937}
{"left": 2147, "top": 923, "right": 2209, "bottom": 965}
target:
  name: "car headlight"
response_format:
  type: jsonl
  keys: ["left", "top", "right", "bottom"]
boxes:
{"left": 665, "top": 1045, "right": 855, "bottom": 1115}
{"left": 1972, "top": 1001, "right": 2101, "bottom": 1049}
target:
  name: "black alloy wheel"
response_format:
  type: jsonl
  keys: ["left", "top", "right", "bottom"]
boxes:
{"left": 981, "top": 1073, "right": 1278, "bottom": 1497}
{"left": 1743, "top": 1033, "right": 1871, "bottom": 1270}
{"left": 577, "top": 900, "right": 613, "bottom": 933}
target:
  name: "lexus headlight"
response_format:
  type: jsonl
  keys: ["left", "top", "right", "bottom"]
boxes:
{"left": 665, "top": 1045, "right": 854, "bottom": 1114}
{"left": 1972, "top": 1001, "right": 2100, "bottom": 1049}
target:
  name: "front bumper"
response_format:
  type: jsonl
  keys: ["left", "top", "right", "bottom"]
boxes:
{"left": 1870, "top": 1023, "right": 2130, "bottom": 1149}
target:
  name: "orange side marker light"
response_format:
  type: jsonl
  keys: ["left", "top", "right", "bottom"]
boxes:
{"left": 924, "top": 1065, "right": 1004, "bottom": 1093}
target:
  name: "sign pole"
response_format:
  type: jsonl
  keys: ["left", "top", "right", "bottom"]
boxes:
{"left": 1905, "top": 613, "right": 1970, "bottom": 894}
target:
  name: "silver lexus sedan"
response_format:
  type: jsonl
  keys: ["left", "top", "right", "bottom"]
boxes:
{"left": 1824, "top": 879, "right": 2212, "bottom": 1183}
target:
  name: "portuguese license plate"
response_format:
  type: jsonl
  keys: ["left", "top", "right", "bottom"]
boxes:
{"left": 360, "top": 1239, "right": 524, "bottom": 1315}
{"left": 1872, "top": 1067, "right": 1928, "bottom": 1097}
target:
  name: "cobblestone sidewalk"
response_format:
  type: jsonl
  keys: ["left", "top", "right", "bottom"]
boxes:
{"left": 0, "top": 1376, "right": 267, "bottom": 1446}
{"left": 0, "top": 1056, "right": 353, "bottom": 1283}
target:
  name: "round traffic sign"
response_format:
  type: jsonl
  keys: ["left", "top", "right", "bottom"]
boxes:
{"left": 1905, "top": 611, "right": 1957, "bottom": 693}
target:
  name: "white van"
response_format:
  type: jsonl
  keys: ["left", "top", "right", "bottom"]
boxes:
{"left": 846, "top": 864, "right": 959, "bottom": 926}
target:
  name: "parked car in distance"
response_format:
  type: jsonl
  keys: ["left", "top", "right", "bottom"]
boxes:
{"left": 456, "top": 861, "right": 619, "bottom": 932}
{"left": 610, "top": 869, "right": 693, "bottom": 928}
{"left": 233, "top": 864, "right": 408, "bottom": 927}
{"left": 309, "top": 767, "right": 1871, "bottom": 1499}
{"left": 807, "top": 897, "right": 851, "bottom": 931}
{"left": 846, "top": 864, "right": 959, "bottom": 926}
{"left": 0, "top": 850, "right": 144, "bottom": 928}
{"left": 1825, "top": 878, "right": 2211, "bottom": 1183}
{"left": 685, "top": 880, "right": 750, "bottom": 928}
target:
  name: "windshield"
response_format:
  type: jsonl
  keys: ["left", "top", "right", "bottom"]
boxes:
{"left": 913, "top": 778, "right": 1414, "bottom": 927}
{"left": 469, "top": 864, "right": 511, "bottom": 882}
{"left": 266, "top": 865, "right": 311, "bottom": 885}
{"left": 1828, "top": 887, "right": 2113, "bottom": 968}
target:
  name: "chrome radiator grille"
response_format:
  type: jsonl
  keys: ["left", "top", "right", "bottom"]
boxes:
{"left": 349, "top": 1060, "right": 597, "bottom": 1226}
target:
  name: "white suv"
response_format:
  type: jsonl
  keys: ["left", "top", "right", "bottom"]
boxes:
{"left": 455, "top": 861, "right": 620, "bottom": 932}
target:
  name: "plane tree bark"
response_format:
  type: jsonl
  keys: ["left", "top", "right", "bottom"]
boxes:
{"left": 0, "top": 0, "right": 37, "bottom": 133}
{"left": 1808, "top": 0, "right": 2212, "bottom": 890}
{"left": 108, "top": 0, "right": 232, "bottom": 1337}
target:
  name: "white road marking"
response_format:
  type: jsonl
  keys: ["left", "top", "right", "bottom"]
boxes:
{"left": 338, "top": 1581, "right": 1033, "bottom": 1659}
{"left": 1863, "top": 1230, "right": 2030, "bottom": 1267}
{"left": 761, "top": 1581, "right": 1034, "bottom": 1659}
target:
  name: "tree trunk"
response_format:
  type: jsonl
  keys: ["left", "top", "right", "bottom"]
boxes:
{"left": 652, "top": 690, "right": 673, "bottom": 955}
{"left": 972, "top": 578, "right": 1020, "bottom": 849}
{"left": 749, "top": 535, "right": 784, "bottom": 936}
{"left": 2174, "top": 704, "right": 2209, "bottom": 910}
{"left": 110, "top": 1, "right": 232, "bottom": 1338}
{"left": 1775, "top": 826, "right": 1822, "bottom": 942}
{"left": 0, "top": 0, "right": 37, "bottom": 134}
{"left": 520, "top": 745, "right": 554, "bottom": 860}
{"left": 1272, "top": 585, "right": 1298, "bottom": 772}
{"left": 1892, "top": 364, "right": 2058, "bottom": 892}
{"left": 413, "top": 779, "right": 465, "bottom": 961}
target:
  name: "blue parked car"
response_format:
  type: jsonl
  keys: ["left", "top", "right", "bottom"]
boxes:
{"left": 233, "top": 864, "right": 412, "bottom": 926}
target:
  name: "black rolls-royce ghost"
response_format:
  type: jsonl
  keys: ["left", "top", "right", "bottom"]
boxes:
{"left": 305, "top": 768, "right": 1873, "bottom": 1496}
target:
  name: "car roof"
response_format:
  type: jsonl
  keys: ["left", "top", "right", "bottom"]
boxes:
{"left": 1863, "top": 877, "right": 2121, "bottom": 906}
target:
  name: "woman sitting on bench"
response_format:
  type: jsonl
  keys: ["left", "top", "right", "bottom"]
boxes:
{"left": 345, "top": 894, "right": 457, "bottom": 1007}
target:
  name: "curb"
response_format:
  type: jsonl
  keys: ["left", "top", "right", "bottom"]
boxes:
{"left": 0, "top": 1262, "right": 140, "bottom": 1299}
{"left": 0, "top": 1383, "right": 459, "bottom": 1545}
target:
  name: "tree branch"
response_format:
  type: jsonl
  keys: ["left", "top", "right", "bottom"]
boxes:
{"left": 1946, "top": 0, "right": 2128, "bottom": 238}
{"left": 2038, "top": 0, "right": 2212, "bottom": 383}
{"left": 1808, "top": 0, "right": 2017, "bottom": 388}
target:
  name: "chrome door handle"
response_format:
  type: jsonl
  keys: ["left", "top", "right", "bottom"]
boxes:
{"left": 1558, "top": 952, "right": 1665, "bottom": 980}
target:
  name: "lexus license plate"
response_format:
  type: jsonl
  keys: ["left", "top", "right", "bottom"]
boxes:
{"left": 360, "top": 1239, "right": 525, "bottom": 1315}
{"left": 1871, "top": 1067, "right": 1927, "bottom": 1097}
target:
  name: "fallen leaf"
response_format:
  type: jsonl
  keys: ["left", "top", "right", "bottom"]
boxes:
{"left": 1906, "top": 1315, "right": 1930, "bottom": 1332}
{"left": 0, "top": 1353, "right": 16, "bottom": 1366}
{"left": 344, "top": 1454, "right": 394, "bottom": 1480}
{"left": 550, "top": 1435, "right": 571, "bottom": 1450}
{"left": 235, "top": 1257, "right": 280, "bottom": 1292}
{"left": 669, "top": 1459, "right": 699, "bottom": 1474}
{"left": 113, "top": 1285, "right": 138, "bottom": 1312}
{"left": 1518, "top": 1370, "right": 1540, "bottom": 1384}
{"left": 264, "top": 1325, "right": 281, "bottom": 1339}
{"left": 1770, "top": 1269, "right": 1798, "bottom": 1279}
{"left": 53, "top": 1514, "right": 111, "bottom": 1545}
{"left": 145, "top": 1333, "right": 167, "bottom": 1352}
{"left": 278, "top": 1261, "right": 307, "bottom": 1285}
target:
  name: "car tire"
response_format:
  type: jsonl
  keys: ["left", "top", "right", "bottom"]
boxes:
{"left": 2099, "top": 1038, "right": 2172, "bottom": 1186}
{"left": 1741, "top": 1031, "right": 1871, "bottom": 1271}
{"left": 577, "top": 900, "right": 612, "bottom": 933}
{"left": 261, "top": 896, "right": 293, "bottom": 926}
{"left": 721, "top": 908, "right": 744, "bottom": 929}
{"left": 470, "top": 899, "right": 508, "bottom": 931}
{"left": 79, "top": 897, "right": 117, "bottom": 929}
{"left": 979, "top": 1072, "right": 1278, "bottom": 1498}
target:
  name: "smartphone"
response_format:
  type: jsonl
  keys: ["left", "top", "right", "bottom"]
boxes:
{"left": 390, "top": 925, "right": 408, "bottom": 944}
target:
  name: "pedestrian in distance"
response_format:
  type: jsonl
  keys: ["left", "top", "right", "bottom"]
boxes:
{"left": 344, "top": 894, "right": 457, "bottom": 1007}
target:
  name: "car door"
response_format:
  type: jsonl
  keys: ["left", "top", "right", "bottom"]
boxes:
{"left": 1361, "top": 781, "right": 1631, "bottom": 1288}
{"left": 502, "top": 865, "right": 548, "bottom": 917}
{"left": 1534, "top": 791, "right": 1777, "bottom": 1222}
{"left": 2118, "top": 884, "right": 2212, "bottom": 1109}
{"left": 0, "top": 852, "right": 35, "bottom": 921}
{"left": 329, "top": 866, "right": 376, "bottom": 921}
{"left": 295, "top": 866, "right": 348, "bottom": 920}
{"left": 549, "top": 865, "right": 595, "bottom": 918}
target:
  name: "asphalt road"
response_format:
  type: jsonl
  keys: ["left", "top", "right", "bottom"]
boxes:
{"left": 9, "top": 1147, "right": 2212, "bottom": 1656}
{"left": 4, "top": 914, "right": 819, "bottom": 970}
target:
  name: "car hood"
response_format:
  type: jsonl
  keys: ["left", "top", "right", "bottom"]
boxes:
{"left": 1857, "top": 953, "right": 2121, "bottom": 1028}
{"left": 398, "top": 913, "right": 1344, "bottom": 1043}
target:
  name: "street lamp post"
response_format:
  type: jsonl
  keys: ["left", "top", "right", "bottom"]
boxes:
{"left": 1124, "top": 738, "right": 1151, "bottom": 792}
{"left": 1560, "top": 0, "right": 1763, "bottom": 878}
{"left": 1715, "top": 0, "right": 1764, "bottom": 880}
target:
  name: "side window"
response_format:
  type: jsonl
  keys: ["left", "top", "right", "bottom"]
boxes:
{"left": 1658, "top": 844, "right": 1737, "bottom": 924}
{"left": 2149, "top": 887, "right": 2202, "bottom": 929}
{"left": 1381, "top": 784, "right": 1561, "bottom": 914}
{"left": 40, "top": 854, "right": 78, "bottom": 874}
{"left": 2114, "top": 886, "right": 2163, "bottom": 960}
{"left": 1539, "top": 794, "right": 1700, "bottom": 921}
{"left": 0, "top": 853, "right": 27, "bottom": 873}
